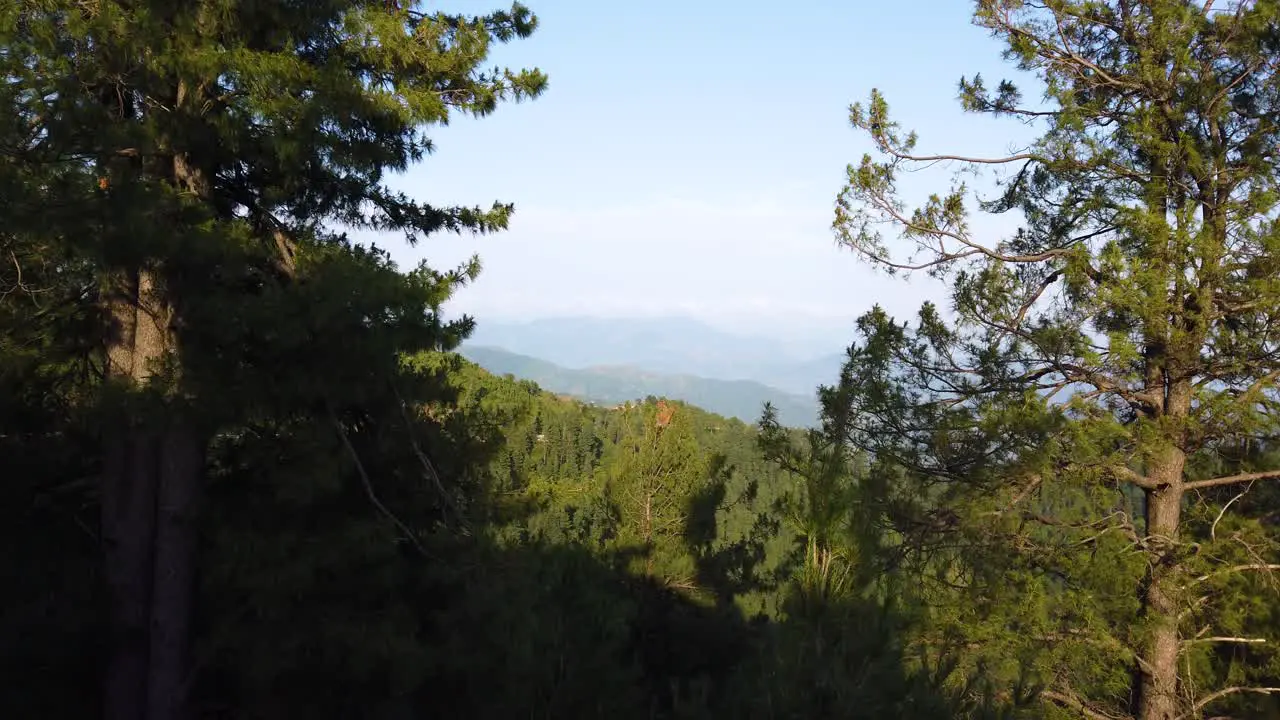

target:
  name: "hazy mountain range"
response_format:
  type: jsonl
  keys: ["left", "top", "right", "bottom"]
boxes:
{"left": 460, "top": 346, "right": 821, "bottom": 428}
{"left": 464, "top": 316, "right": 847, "bottom": 397}
{"left": 459, "top": 316, "right": 853, "bottom": 427}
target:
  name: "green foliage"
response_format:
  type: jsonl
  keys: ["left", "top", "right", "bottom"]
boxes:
{"left": 605, "top": 401, "right": 710, "bottom": 580}
{"left": 1, "top": 0, "right": 547, "bottom": 717}
{"left": 443, "top": 360, "right": 794, "bottom": 610}
{"left": 8, "top": 1, "right": 1280, "bottom": 718}
{"left": 830, "top": 2, "right": 1280, "bottom": 717}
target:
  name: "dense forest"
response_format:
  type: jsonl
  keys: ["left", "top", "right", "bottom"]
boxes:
{"left": 4, "top": 1, "right": 1280, "bottom": 719}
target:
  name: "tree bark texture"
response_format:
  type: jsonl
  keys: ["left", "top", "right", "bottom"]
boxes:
{"left": 102, "top": 233, "right": 204, "bottom": 720}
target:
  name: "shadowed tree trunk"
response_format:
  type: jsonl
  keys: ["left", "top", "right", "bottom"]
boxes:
{"left": 101, "top": 151, "right": 208, "bottom": 720}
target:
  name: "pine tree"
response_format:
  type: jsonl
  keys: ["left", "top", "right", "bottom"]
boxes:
{"left": 1, "top": 2, "right": 544, "bottom": 718}
{"left": 758, "top": 404, "right": 862, "bottom": 614}
{"left": 609, "top": 400, "right": 708, "bottom": 583}
{"left": 833, "top": 2, "right": 1280, "bottom": 718}
{"left": 0, "top": 87, "right": 106, "bottom": 717}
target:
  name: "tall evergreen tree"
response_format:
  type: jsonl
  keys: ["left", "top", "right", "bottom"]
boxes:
{"left": 832, "top": 1, "right": 1280, "bottom": 718}
{"left": 608, "top": 401, "right": 708, "bottom": 583}
{"left": 0, "top": 2, "right": 544, "bottom": 718}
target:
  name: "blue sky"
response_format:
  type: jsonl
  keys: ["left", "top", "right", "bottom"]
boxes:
{"left": 377, "top": 0, "right": 1042, "bottom": 338}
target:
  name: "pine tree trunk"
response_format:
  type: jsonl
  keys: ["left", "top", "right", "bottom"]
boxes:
{"left": 101, "top": 266, "right": 203, "bottom": 720}
{"left": 1139, "top": 480, "right": 1183, "bottom": 720}
{"left": 147, "top": 415, "right": 203, "bottom": 720}
{"left": 1136, "top": 378, "right": 1190, "bottom": 720}
{"left": 102, "top": 267, "right": 163, "bottom": 720}
{"left": 643, "top": 492, "right": 654, "bottom": 576}
{"left": 143, "top": 144, "right": 210, "bottom": 720}
{"left": 102, "top": 415, "right": 159, "bottom": 720}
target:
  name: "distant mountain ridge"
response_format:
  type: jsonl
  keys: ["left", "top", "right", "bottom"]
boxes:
{"left": 460, "top": 345, "right": 820, "bottom": 428}
{"left": 464, "top": 315, "right": 847, "bottom": 396}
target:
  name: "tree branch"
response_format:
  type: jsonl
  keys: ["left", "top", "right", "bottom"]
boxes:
{"left": 1186, "top": 564, "right": 1280, "bottom": 589}
{"left": 1012, "top": 269, "right": 1063, "bottom": 325}
{"left": 391, "top": 382, "right": 469, "bottom": 532}
{"left": 328, "top": 404, "right": 431, "bottom": 559}
{"left": 1210, "top": 482, "right": 1252, "bottom": 541}
{"left": 1181, "top": 636, "right": 1267, "bottom": 646}
{"left": 1177, "top": 686, "right": 1280, "bottom": 720}
{"left": 868, "top": 187, "right": 1077, "bottom": 264}
{"left": 1185, "top": 469, "right": 1280, "bottom": 491}
{"left": 1000, "top": 473, "right": 1043, "bottom": 513}
{"left": 1233, "top": 369, "right": 1280, "bottom": 406}
{"left": 1110, "top": 465, "right": 1160, "bottom": 490}
{"left": 1041, "top": 689, "right": 1128, "bottom": 720}
{"left": 878, "top": 143, "right": 1047, "bottom": 166}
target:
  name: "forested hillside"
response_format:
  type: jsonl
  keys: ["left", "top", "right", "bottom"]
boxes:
{"left": 5, "top": 2, "right": 1280, "bottom": 720}
{"left": 442, "top": 358, "right": 798, "bottom": 604}
{"left": 460, "top": 344, "right": 820, "bottom": 427}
